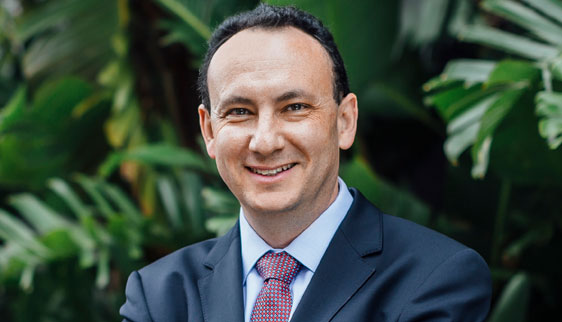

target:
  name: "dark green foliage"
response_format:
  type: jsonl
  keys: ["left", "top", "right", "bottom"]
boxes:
{"left": 1, "top": 0, "right": 562, "bottom": 321}
{"left": 423, "top": 0, "right": 562, "bottom": 320}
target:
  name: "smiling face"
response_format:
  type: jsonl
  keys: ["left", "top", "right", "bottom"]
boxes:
{"left": 199, "top": 26, "right": 357, "bottom": 224}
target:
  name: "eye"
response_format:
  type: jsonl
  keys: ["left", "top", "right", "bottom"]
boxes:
{"left": 228, "top": 108, "right": 250, "bottom": 116}
{"left": 286, "top": 103, "right": 307, "bottom": 111}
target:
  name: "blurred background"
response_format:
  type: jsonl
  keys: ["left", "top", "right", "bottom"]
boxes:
{"left": 0, "top": 0, "right": 561, "bottom": 321}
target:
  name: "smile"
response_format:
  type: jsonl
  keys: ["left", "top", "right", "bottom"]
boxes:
{"left": 248, "top": 163, "right": 296, "bottom": 176}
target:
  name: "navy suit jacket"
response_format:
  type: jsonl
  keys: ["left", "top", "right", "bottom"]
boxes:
{"left": 120, "top": 189, "right": 492, "bottom": 321}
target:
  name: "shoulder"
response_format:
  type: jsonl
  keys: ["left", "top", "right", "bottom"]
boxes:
{"left": 347, "top": 189, "right": 491, "bottom": 320}
{"left": 381, "top": 212, "right": 490, "bottom": 287}
{"left": 137, "top": 237, "right": 219, "bottom": 281}
{"left": 120, "top": 224, "right": 241, "bottom": 321}
{"left": 382, "top": 213, "right": 468, "bottom": 258}
{"left": 348, "top": 188, "right": 478, "bottom": 262}
{"left": 120, "top": 236, "right": 223, "bottom": 321}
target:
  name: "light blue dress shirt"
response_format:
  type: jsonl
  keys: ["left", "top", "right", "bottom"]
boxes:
{"left": 239, "top": 177, "right": 354, "bottom": 322}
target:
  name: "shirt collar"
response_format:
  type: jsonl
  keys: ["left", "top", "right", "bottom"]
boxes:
{"left": 240, "top": 177, "right": 353, "bottom": 284}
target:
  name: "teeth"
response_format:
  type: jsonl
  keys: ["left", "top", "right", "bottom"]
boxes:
{"left": 251, "top": 164, "right": 294, "bottom": 176}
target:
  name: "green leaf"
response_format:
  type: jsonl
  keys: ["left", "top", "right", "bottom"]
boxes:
{"left": 459, "top": 24, "right": 559, "bottom": 61}
{"left": 403, "top": 0, "right": 450, "bottom": 46}
{"left": 8, "top": 194, "right": 70, "bottom": 234}
{"left": 104, "top": 100, "right": 141, "bottom": 148}
{"left": 445, "top": 122, "right": 480, "bottom": 165}
{"left": 0, "top": 77, "right": 109, "bottom": 189}
{"left": 521, "top": 0, "right": 562, "bottom": 25}
{"left": 98, "top": 144, "right": 211, "bottom": 177}
{"left": 487, "top": 60, "right": 540, "bottom": 86}
{"left": 157, "top": 174, "right": 183, "bottom": 229}
{"left": 155, "top": 0, "right": 212, "bottom": 40}
{"left": 0, "top": 209, "right": 51, "bottom": 257}
{"left": 0, "top": 242, "right": 43, "bottom": 275}
{"left": 41, "top": 229, "right": 79, "bottom": 258}
{"left": 471, "top": 89, "right": 525, "bottom": 178}
{"left": 425, "top": 83, "right": 499, "bottom": 121}
{"left": 74, "top": 175, "right": 114, "bottom": 218}
{"left": 489, "top": 93, "right": 562, "bottom": 185}
{"left": 97, "top": 180, "right": 143, "bottom": 224}
{"left": 423, "top": 77, "right": 460, "bottom": 93}
{"left": 31, "top": 77, "right": 93, "bottom": 123}
{"left": 19, "top": 264, "right": 36, "bottom": 291}
{"left": 447, "top": 0, "right": 472, "bottom": 36}
{"left": 16, "top": 0, "right": 99, "bottom": 41}
{"left": 536, "top": 91, "right": 562, "bottom": 116}
{"left": 471, "top": 135, "right": 493, "bottom": 178}
{"left": 551, "top": 56, "right": 562, "bottom": 81}
{"left": 158, "top": 19, "right": 207, "bottom": 58}
{"left": 17, "top": 0, "right": 117, "bottom": 80}
{"left": 95, "top": 247, "right": 110, "bottom": 288}
{"left": 483, "top": 0, "right": 562, "bottom": 45}
{"left": 205, "top": 217, "right": 238, "bottom": 237}
{"left": 444, "top": 94, "right": 500, "bottom": 164}
{"left": 48, "top": 178, "right": 91, "bottom": 220}
{"left": 536, "top": 91, "right": 562, "bottom": 149}
{"left": 488, "top": 272, "right": 531, "bottom": 322}
{"left": 504, "top": 224, "right": 553, "bottom": 260}
{"left": 178, "top": 170, "right": 206, "bottom": 234}
{"left": 443, "top": 59, "right": 496, "bottom": 84}
{"left": 201, "top": 187, "right": 239, "bottom": 216}
{"left": 423, "top": 59, "right": 496, "bottom": 92}
{"left": 0, "top": 86, "right": 26, "bottom": 132}
{"left": 447, "top": 94, "right": 501, "bottom": 134}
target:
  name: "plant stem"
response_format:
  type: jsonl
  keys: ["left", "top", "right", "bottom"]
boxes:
{"left": 491, "top": 179, "right": 511, "bottom": 267}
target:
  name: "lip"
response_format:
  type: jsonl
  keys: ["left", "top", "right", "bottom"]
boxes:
{"left": 245, "top": 163, "right": 297, "bottom": 181}
{"left": 246, "top": 162, "right": 296, "bottom": 171}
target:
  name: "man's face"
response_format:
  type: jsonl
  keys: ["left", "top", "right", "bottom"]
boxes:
{"left": 199, "top": 27, "right": 357, "bottom": 220}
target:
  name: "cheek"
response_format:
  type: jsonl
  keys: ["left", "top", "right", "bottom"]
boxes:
{"left": 292, "top": 118, "right": 339, "bottom": 156}
{"left": 213, "top": 127, "right": 248, "bottom": 161}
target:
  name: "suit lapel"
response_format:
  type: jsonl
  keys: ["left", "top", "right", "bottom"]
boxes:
{"left": 291, "top": 189, "right": 383, "bottom": 322}
{"left": 198, "top": 223, "right": 245, "bottom": 322}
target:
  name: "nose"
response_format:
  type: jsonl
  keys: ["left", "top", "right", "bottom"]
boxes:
{"left": 248, "top": 112, "right": 284, "bottom": 155}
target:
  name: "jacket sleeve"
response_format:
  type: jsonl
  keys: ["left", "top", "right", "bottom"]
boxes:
{"left": 398, "top": 248, "right": 492, "bottom": 322}
{"left": 120, "top": 271, "right": 154, "bottom": 322}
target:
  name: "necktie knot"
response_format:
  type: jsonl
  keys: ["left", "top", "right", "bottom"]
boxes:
{"left": 255, "top": 251, "right": 301, "bottom": 284}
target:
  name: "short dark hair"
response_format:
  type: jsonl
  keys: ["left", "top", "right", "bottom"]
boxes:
{"left": 197, "top": 3, "right": 350, "bottom": 110}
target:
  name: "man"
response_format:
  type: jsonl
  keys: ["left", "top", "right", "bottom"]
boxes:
{"left": 120, "top": 4, "right": 491, "bottom": 322}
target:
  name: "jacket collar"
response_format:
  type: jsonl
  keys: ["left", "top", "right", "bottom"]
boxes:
{"left": 290, "top": 188, "right": 383, "bottom": 322}
{"left": 198, "top": 223, "right": 245, "bottom": 322}
{"left": 197, "top": 188, "right": 383, "bottom": 322}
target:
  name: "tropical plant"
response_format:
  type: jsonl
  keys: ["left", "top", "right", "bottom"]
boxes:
{"left": 0, "top": 176, "right": 146, "bottom": 321}
{"left": 0, "top": 78, "right": 110, "bottom": 190}
{"left": 0, "top": 0, "right": 240, "bottom": 320}
{"left": 2, "top": 0, "right": 561, "bottom": 320}
{"left": 423, "top": 0, "right": 562, "bottom": 320}
{"left": 425, "top": 0, "right": 562, "bottom": 179}
{"left": 0, "top": 144, "right": 239, "bottom": 321}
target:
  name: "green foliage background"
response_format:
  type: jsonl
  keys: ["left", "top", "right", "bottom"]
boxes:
{"left": 0, "top": 0, "right": 561, "bottom": 321}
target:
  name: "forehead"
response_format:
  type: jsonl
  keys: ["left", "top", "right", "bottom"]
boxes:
{"left": 207, "top": 27, "right": 334, "bottom": 108}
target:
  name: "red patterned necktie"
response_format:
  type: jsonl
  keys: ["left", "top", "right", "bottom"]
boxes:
{"left": 250, "top": 251, "right": 302, "bottom": 322}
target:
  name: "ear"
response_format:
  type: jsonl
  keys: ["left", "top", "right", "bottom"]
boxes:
{"left": 198, "top": 104, "right": 216, "bottom": 159}
{"left": 337, "top": 93, "right": 358, "bottom": 150}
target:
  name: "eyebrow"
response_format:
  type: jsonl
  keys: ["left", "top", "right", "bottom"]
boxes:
{"left": 216, "top": 89, "right": 315, "bottom": 111}
{"left": 215, "top": 96, "right": 254, "bottom": 114}
{"left": 220, "top": 96, "right": 254, "bottom": 108}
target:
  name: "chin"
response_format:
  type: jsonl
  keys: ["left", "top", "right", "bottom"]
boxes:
{"left": 244, "top": 195, "right": 300, "bottom": 216}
